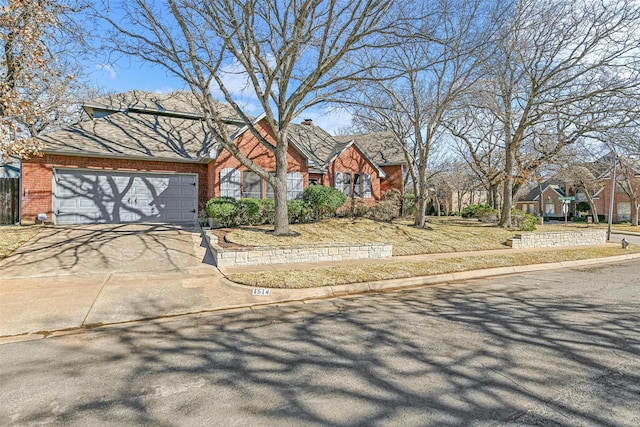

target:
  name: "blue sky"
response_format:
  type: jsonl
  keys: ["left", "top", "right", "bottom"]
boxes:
{"left": 88, "top": 55, "right": 354, "bottom": 135}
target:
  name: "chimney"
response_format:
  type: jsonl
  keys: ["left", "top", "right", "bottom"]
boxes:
{"left": 301, "top": 119, "right": 313, "bottom": 126}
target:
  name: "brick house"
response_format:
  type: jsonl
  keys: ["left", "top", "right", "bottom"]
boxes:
{"left": 516, "top": 184, "right": 571, "bottom": 217}
{"left": 515, "top": 154, "right": 640, "bottom": 222}
{"left": 21, "top": 91, "right": 405, "bottom": 225}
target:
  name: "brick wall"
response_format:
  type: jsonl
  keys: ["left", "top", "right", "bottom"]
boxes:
{"left": 21, "top": 154, "right": 208, "bottom": 223}
{"left": 328, "top": 145, "right": 382, "bottom": 200}
{"left": 380, "top": 165, "right": 404, "bottom": 195}
{"left": 208, "top": 120, "right": 308, "bottom": 198}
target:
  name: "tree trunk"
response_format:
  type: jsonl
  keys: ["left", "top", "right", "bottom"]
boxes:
{"left": 414, "top": 168, "right": 429, "bottom": 228}
{"left": 537, "top": 180, "right": 544, "bottom": 217}
{"left": 272, "top": 130, "right": 291, "bottom": 235}
{"left": 631, "top": 197, "right": 638, "bottom": 227}
{"left": 586, "top": 193, "right": 599, "bottom": 224}
{"left": 499, "top": 146, "right": 515, "bottom": 227}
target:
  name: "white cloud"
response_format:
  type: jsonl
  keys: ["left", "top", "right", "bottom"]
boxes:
{"left": 211, "top": 61, "right": 256, "bottom": 99}
{"left": 153, "top": 86, "right": 175, "bottom": 94}
{"left": 96, "top": 63, "right": 117, "bottom": 79}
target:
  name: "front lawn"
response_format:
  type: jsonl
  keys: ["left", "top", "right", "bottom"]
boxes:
{"left": 0, "top": 226, "right": 41, "bottom": 259}
{"left": 225, "top": 217, "right": 518, "bottom": 256}
{"left": 228, "top": 246, "right": 640, "bottom": 288}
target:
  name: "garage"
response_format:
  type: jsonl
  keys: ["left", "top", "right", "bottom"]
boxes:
{"left": 53, "top": 169, "right": 198, "bottom": 225}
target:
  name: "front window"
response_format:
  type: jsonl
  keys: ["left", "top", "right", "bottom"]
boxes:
{"left": 353, "top": 174, "right": 361, "bottom": 198}
{"left": 220, "top": 168, "right": 240, "bottom": 199}
{"left": 243, "top": 171, "right": 262, "bottom": 199}
{"left": 545, "top": 202, "right": 555, "bottom": 216}
{"left": 287, "top": 172, "right": 304, "bottom": 200}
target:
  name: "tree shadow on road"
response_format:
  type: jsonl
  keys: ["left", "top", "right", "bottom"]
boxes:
{"left": 3, "top": 265, "right": 639, "bottom": 426}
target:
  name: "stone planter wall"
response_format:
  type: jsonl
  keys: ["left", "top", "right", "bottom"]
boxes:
{"left": 205, "top": 231, "right": 393, "bottom": 267}
{"left": 507, "top": 229, "right": 607, "bottom": 249}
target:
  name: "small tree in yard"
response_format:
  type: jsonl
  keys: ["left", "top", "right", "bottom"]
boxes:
{"left": 100, "top": 0, "right": 391, "bottom": 235}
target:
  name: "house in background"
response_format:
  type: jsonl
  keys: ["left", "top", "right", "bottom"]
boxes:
{"left": 516, "top": 183, "right": 571, "bottom": 218}
{"left": 515, "top": 154, "right": 640, "bottom": 222}
{"left": 21, "top": 90, "right": 405, "bottom": 225}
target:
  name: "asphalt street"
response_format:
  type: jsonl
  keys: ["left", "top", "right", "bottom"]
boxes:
{"left": 1, "top": 259, "right": 639, "bottom": 426}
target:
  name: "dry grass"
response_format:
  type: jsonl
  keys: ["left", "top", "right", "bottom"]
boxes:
{"left": 0, "top": 226, "right": 41, "bottom": 259}
{"left": 228, "top": 245, "right": 640, "bottom": 288}
{"left": 611, "top": 224, "right": 640, "bottom": 233}
{"left": 225, "top": 218, "right": 516, "bottom": 256}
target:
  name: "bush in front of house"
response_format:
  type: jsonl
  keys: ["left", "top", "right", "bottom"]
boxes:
{"left": 205, "top": 197, "right": 313, "bottom": 227}
{"left": 287, "top": 199, "right": 313, "bottom": 224}
{"left": 260, "top": 199, "right": 276, "bottom": 224}
{"left": 402, "top": 193, "right": 417, "bottom": 217}
{"left": 303, "top": 185, "right": 347, "bottom": 219}
{"left": 510, "top": 207, "right": 537, "bottom": 231}
{"left": 369, "top": 199, "right": 398, "bottom": 222}
{"left": 237, "top": 198, "right": 264, "bottom": 225}
{"left": 206, "top": 197, "right": 239, "bottom": 227}
{"left": 462, "top": 204, "right": 499, "bottom": 223}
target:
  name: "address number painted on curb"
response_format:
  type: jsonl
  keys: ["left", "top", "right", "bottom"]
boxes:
{"left": 252, "top": 288, "right": 271, "bottom": 296}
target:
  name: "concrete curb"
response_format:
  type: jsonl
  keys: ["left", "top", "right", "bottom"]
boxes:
{"left": 220, "top": 251, "right": 640, "bottom": 307}
{"left": 3, "top": 252, "right": 639, "bottom": 345}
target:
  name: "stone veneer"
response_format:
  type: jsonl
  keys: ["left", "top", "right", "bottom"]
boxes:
{"left": 205, "top": 231, "right": 393, "bottom": 267}
{"left": 507, "top": 229, "right": 607, "bottom": 249}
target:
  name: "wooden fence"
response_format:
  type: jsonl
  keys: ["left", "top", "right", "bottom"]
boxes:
{"left": 0, "top": 178, "right": 19, "bottom": 225}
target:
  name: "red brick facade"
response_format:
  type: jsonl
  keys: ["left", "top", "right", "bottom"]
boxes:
{"left": 327, "top": 145, "right": 382, "bottom": 201}
{"left": 380, "top": 165, "right": 404, "bottom": 196}
{"left": 208, "top": 120, "right": 309, "bottom": 198}
{"left": 21, "top": 154, "right": 208, "bottom": 222}
{"left": 21, "top": 120, "right": 405, "bottom": 223}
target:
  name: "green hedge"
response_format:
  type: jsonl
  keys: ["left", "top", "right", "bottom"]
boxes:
{"left": 205, "top": 197, "right": 313, "bottom": 227}
{"left": 303, "top": 185, "right": 347, "bottom": 220}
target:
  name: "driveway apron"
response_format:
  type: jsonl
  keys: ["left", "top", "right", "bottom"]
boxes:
{"left": 0, "top": 224, "right": 223, "bottom": 337}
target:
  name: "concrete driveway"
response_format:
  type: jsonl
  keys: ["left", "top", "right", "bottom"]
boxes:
{"left": 0, "top": 224, "right": 228, "bottom": 337}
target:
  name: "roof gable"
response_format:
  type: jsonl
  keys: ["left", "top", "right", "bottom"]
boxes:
{"left": 334, "top": 132, "right": 406, "bottom": 165}
{"left": 329, "top": 139, "right": 386, "bottom": 178}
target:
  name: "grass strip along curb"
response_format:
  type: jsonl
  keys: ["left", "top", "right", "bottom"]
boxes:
{"left": 228, "top": 246, "right": 640, "bottom": 289}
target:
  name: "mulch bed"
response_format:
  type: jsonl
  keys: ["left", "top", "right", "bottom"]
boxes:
{"left": 210, "top": 228, "right": 246, "bottom": 249}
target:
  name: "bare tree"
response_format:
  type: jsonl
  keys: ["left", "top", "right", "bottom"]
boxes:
{"left": 100, "top": 0, "right": 392, "bottom": 235}
{"left": 471, "top": 0, "right": 640, "bottom": 227}
{"left": 559, "top": 163, "right": 605, "bottom": 224}
{"left": 616, "top": 157, "right": 640, "bottom": 226}
{"left": 447, "top": 105, "right": 505, "bottom": 209}
{"left": 342, "top": 0, "right": 499, "bottom": 228}
{"left": 1, "top": 0, "right": 91, "bottom": 158}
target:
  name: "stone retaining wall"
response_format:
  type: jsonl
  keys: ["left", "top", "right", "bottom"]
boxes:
{"left": 507, "top": 229, "right": 607, "bottom": 249}
{"left": 205, "top": 231, "right": 393, "bottom": 267}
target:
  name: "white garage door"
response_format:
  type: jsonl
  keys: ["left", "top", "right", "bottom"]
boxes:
{"left": 53, "top": 169, "right": 198, "bottom": 225}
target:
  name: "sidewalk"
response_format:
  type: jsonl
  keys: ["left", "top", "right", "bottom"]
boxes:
{"left": 2, "top": 244, "right": 640, "bottom": 344}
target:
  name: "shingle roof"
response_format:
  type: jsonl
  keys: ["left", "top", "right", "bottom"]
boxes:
{"left": 37, "top": 112, "right": 222, "bottom": 162}
{"left": 84, "top": 90, "right": 242, "bottom": 122}
{"left": 287, "top": 124, "right": 345, "bottom": 167}
{"left": 334, "top": 132, "right": 406, "bottom": 165}
{"left": 519, "top": 183, "right": 566, "bottom": 202}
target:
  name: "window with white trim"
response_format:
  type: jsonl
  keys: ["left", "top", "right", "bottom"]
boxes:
{"left": 243, "top": 171, "right": 262, "bottom": 199}
{"left": 287, "top": 172, "right": 304, "bottom": 200}
{"left": 353, "top": 174, "right": 361, "bottom": 198}
{"left": 362, "top": 174, "right": 372, "bottom": 198}
{"left": 334, "top": 172, "right": 343, "bottom": 192}
{"left": 220, "top": 168, "right": 240, "bottom": 199}
{"left": 343, "top": 173, "right": 352, "bottom": 197}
